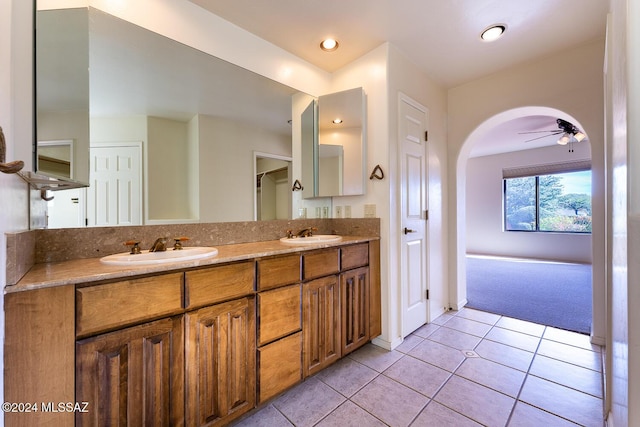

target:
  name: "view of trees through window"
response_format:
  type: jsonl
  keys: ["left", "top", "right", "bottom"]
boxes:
{"left": 504, "top": 170, "right": 592, "bottom": 233}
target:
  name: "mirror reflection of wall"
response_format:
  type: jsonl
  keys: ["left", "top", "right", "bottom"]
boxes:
{"left": 37, "top": 140, "right": 73, "bottom": 179}
{"left": 36, "top": 6, "right": 89, "bottom": 184}
{"left": 36, "top": 6, "right": 301, "bottom": 228}
{"left": 303, "top": 87, "right": 366, "bottom": 198}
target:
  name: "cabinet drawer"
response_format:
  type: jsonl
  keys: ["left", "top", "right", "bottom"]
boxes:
{"left": 257, "top": 332, "right": 302, "bottom": 403}
{"left": 302, "top": 249, "right": 340, "bottom": 280}
{"left": 76, "top": 273, "right": 183, "bottom": 337}
{"left": 341, "top": 243, "right": 369, "bottom": 270}
{"left": 257, "top": 254, "right": 301, "bottom": 291}
{"left": 258, "top": 284, "right": 301, "bottom": 346}
{"left": 185, "top": 261, "right": 254, "bottom": 309}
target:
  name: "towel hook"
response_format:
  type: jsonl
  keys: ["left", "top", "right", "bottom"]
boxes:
{"left": 369, "top": 164, "right": 384, "bottom": 180}
{"left": 0, "top": 126, "right": 25, "bottom": 174}
{"left": 292, "top": 179, "right": 304, "bottom": 191}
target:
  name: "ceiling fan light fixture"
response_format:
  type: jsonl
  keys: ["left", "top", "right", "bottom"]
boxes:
{"left": 557, "top": 133, "right": 571, "bottom": 145}
{"left": 320, "top": 38, "right": 339, "bottom": 52}
{"left": 574, "top": 131, "right": 586, "bottom": 142}
{"left": 480, "top": 25, "right": 506, "bottom": 42}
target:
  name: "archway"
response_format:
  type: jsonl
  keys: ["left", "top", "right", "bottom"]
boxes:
{"left": 455, "top": 106, "right": 595, "bottom": 332}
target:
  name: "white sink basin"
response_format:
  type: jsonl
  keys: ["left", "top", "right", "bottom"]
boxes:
{"left": 279, "top": 235, "right": 342, "bottom": 246}
{"left": 100, "top": 246, "right": 218, "bottom": 266}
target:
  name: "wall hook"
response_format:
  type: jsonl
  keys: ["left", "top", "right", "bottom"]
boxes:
{"left": 292, "top": 179, "right": 304, "bottom": 191}
{"left": 0, "top": 126, "right": 25, "bottom": 174}
{"left": 40, "top": 189, "right": 54, "bottom": 202}
{"left": 369, "top": 165, "right": 384, "bottom": 180}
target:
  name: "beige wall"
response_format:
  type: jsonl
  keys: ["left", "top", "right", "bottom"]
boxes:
{"left": 198, "top": 115, "right": 291, "bottom": 222}
{"left": 466, "top": 143, "right": 592, "bottom": 263}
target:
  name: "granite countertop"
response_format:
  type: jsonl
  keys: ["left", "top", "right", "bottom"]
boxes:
{"left": 7, "top": 236, "right": 378, "bottom": 294}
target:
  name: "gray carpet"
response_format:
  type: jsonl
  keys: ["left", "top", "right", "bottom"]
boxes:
{"left": 465, "top": 256, "right": 592, "bottom": 334}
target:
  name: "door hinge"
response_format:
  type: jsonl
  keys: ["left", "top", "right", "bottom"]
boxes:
{"left": 426, "top": 289, "right": 429, "bottom": 300}
{"left": 425, "top": 131, "right": 428, "bottom": 142}
{"left": 424, "top": 209, "right": 429, "bottom": 220}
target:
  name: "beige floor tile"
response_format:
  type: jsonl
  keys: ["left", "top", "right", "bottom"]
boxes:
{"left": 455, "top": 357, "right": 526, "bottom": 397}
{"left": 442, "top": 316, "right": 493, "bottom": 337}
{"left": 456, "top": 308, "right": 501, "bottom": 325}
{"left": 273, "top": 377, "right": 345, "bottom": 427}
{"left": 351, "top": 375, "right": 429, "bottom": 427}
{"left": 529, "top": 354, "right": 603, "bottom": 397}
{"left": 348, "top": 343, "right": 404, "bottom": 373}
{"left": 537, "top": 339, "right": 602, "bottom": 372}
{"left": 431, "top": 312, "right": 455, "bottom": 325}
{"left": 434, "top": 375, "right": 515, "bottom": 426}
{"left": 495, "top": 316, "right": 546, "bottom": 337}
{"left": 408, "top": 339, "right": 466, "bottom": 372}
{"left": 315, "top": 401, "right": 386, "bottom": 427}
{"left": 315, "top": 357, "right": 378, "bottom": 397}
{"left": 474, "top": 339, "right": 534, "bottom": 372}
{"left": 427, "top": 327, "right": 482, "bottom": 351}
{"left": 412, "top": 322, "right": 440, "bottom": 338}
{"left": 508, "top": 402, "right": 578, "bottom": 427}
{"left": 543, "top": 327, "right": 602, "bottom": 352}
{"left": 395, "top": 334, "right": 425, "bottom": 354}
{"left": 233, "top": 404, "right": 293, "bottom": 427}
{"left": 485, "top": 326, "right": 541, "bottom": 352}
{"left": 383, "top": 355, "right": 451, "bottom": 398}
{"left": 411, "top": 401, "right": 482, "bottom": 426}
{"left": 519, "top": 376, "right": 603, "bottom": 427}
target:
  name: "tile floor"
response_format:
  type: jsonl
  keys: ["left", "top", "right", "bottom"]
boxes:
{"left": 234, "top": 308, "right": 604, "bottom": 427}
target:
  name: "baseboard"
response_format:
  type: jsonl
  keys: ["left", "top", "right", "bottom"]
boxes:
{"left": 372, "top": 335, "right": 403, "bottom": 351}
{"left": 450, "top": 298, "right": 468, "bottom": 311}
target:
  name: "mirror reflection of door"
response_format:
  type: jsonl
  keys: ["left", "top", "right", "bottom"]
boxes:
{"left": 88, "top": 144, "right": 143, "bottom": 226}
{"left": 47, "top": 188, "right": 86, "bottom": 228}
{"left": 255, "top": 154, "right": 292, "bottom": 221}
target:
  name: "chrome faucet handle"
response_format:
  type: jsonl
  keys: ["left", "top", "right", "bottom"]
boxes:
{"left": 124, "top": 240, "right": 141, "bottom": 255}
{"left": 173, "top": 236, "right": 190, "bottom": 250}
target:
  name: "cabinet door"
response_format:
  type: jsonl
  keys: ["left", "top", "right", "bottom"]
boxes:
{"left": 303, "top": 275, "right": 341, "bottom": 377}
{"left": 341, "top": 267, "right": 370, "bottom": 355}
{"left": 185, "top": 297, "right": 256, "bottom": 427}
{"left": 76, "top": 316, "right": 185, "bottom": 426}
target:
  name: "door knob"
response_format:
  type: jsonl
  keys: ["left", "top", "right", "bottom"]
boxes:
{"left": 404, "top": 227, "right": 416, "bottom": 234}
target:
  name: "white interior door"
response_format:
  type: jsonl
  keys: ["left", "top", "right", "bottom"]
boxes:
{"left": 88, "top": 144, "right": 142, "bottom": 226}
{"left": 47, "top": 187, "right": 86, "bottom": 228}
{"left": 399, "top": 94, "right": 429, "bottom": 337}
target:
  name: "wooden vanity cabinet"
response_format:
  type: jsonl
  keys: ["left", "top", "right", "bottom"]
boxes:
{"left": 185, "top": 297, "right": 256, "bottom": 427}
{"left": 76, "top": 316, "right": 185, "bottom": 426}
{"left": 303, "top": 274, "right": 341, "bottom": 377}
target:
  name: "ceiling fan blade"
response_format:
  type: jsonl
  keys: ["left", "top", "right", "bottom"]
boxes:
{"left": 517, "top": 129, "right": 561, "bottom": 135}
{"left": 523, "top": 132, "right": 563, "bottom": 143}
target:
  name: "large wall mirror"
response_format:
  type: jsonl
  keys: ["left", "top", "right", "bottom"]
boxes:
{"left": 301, "top": 88, "right": 367, "bottom": 198}
{"left": 35, "top": 4, "right": 302, "bottom": 228}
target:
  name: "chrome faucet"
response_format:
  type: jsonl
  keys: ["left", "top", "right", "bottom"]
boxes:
{"left": 296, "top": 227, "right": 317, "bottom": 238}
{"left": 149, "top": 237, "right": 168, "bottom": 252}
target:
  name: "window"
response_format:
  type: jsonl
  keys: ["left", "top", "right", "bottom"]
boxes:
{"left": 504, "top": 169, "right": 592, "bottom": 233}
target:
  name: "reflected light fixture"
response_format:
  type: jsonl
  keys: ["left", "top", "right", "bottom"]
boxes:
{"left": 332, "top": 118, "right": 343, "bottom": 124}
{"left": 480, "top": 25, "right": 506, "bottom": 42}
{"left": 320, "top": 38, "right": 339, "bottom": 52}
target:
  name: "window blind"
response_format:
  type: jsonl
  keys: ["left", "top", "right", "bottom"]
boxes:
{"left": 502, "top": 159, "right": 591, "bottom": 179}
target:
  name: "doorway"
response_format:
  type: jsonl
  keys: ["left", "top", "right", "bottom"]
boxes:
{"left": 455, "top": 107, "right": 602, "bottom": 340}
{"left": 254, "top": 152, "right": 292, "bottom": 221}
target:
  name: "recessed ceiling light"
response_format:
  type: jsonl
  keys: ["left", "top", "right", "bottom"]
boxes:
{"left": 480, "top": 25, "right": 506, "bottom": 42}
{"left": 332, "top": 118, "right": 343, "bottom": 124}
{"left": 320, "top": 38, "right": 339, "bottom": 52}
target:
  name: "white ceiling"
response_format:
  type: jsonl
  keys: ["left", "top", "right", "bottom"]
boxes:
{"left": 188, "top": 0, "right": 608, "bottom": 88}
{"left": 188, "top": 0, "right": 608, "bottom": 156}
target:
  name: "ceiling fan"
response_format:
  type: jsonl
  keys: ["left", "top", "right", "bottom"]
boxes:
{"left": 519, "top": 118, "right": 587, "bottom": 148}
